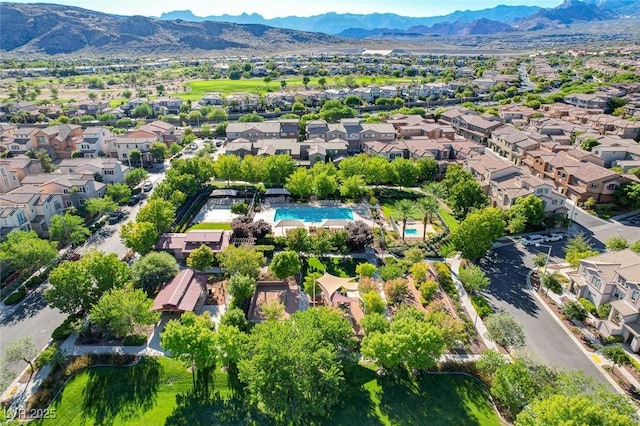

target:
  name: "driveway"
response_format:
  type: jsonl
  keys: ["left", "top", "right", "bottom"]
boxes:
{"left": 479, "top": 240, "right": 610, "bottom": 386}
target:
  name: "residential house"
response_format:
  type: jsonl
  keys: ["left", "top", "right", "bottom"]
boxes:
{"left": 150, "top": 97, "right": 183, "bottom": 115}
{"left": 20, "top": 173, "right": 105, "bottom": 208}
{"left": 498, "top": 104, "right": 537, "bottom": 125}
{"left": 113, "top": 133, "right": 158, "bottom": 166}
{"left": 263, "top": 92, "right": 296, "bottom": 109}
{"left": 449, "top": 113, "right": 503, "bottom": 144}
{"left": 0, "top": 189, "right": 64, "bottom": 237}
{"left": 5, "top": 127, "right": 38, "bottom": 155}
{"left": 564, "top": 93, "right": 611, "bottom": 111}
{"left": 225, "top": 94, "right": 260, "bottom": 112}
{"left": 567, "top": 250, "right": 640, "bottom": 353}
{"left": 0, "top": 157, "right": 43, "bottom": 194}
{"left": 488, "top": 125, "right": 541, "bottom": 165}
{"left": 156, "top": 231, "right": 231, "bottom": 260}
{"left": 77, "top": 126, "right": 114, "bottom": 158}
{"left": 139, "top": 121, "right": 178, "bottom": 143}
{"left": 580, "top": 135, "right": 640, "bottom": 167}
{"left": 76, "top": 100, "right": 109, "bottom": 117}
{"left": 316, "top": 119, "right": 395, "bottom": 154}
{"left": 386, "top": 114, "right": 456, "bottom": 140}
{"left": 201, "top": 93, "right": 224, "bottom": 106}
{"left": 58, "top": 157, "right": 127, "bottom": 184}
{"left": 32, "top": 124, "right": 83, "bottom": 160}
{"left": 226, "top": 119, "right": 300, "bottom": 142}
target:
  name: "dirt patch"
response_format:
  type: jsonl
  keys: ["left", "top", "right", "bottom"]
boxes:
{"left": 205, "top": 278, "right": 227, "bottom": 305}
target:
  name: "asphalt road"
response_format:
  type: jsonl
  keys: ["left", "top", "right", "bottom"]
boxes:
{"left": 479, "top": 239, "right": 610, "bottom": 386}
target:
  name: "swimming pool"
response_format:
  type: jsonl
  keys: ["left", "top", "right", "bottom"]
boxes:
{"left": 405, "top": 228, "right": 418, "bottom": 236}
{"left": 274, "top": 207, "right": 354, "bottom": 223}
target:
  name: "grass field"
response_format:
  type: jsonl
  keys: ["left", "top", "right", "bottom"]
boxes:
{"left": 178, "top": 76, "right": 418, "bottom": 100}
{"left": 187, "top": 222, "right": 232, "bottom": 231}
{"left": 36, "top": 359, "right": 501, "bottom": 425}
{"left": 437, "top": 208, "right": 460, "bottom": 232}
{"left": 305, "top": 256, "right": 364, "bottom": 278}
{"left": 380, "top": 201, "right": 423, "bottom": 221}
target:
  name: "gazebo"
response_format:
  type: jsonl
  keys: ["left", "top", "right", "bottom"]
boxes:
{"left": 320, "top": 219, "right": 351, "bottom": 229}
{"left": 264, "top": 188, "right": 291, "bottom": 203}
{"left": 315, "top": 272, "right": 359, "bottom": 306}
{"left": 274, "top": 219, "right": 306, "bottom": 236}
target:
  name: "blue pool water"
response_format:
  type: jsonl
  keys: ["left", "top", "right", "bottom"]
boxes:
{"left": 274, "top": 207, "right": 354, "bottom": 223}
{"left": 405, "top": 228, "right": 418, "bottom": 235}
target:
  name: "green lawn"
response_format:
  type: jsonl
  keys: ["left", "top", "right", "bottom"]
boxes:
{"left": 437, "top": 208, "right": 459, "bottom": 232}
{"left": 187, "top": 222, "right": 232, "bottom": 231}
{"left": 305, "top": 256, "right": 364, "bottom": 278}
{"left": 37, "top": 359, "right": 501, "bottom": 425}
{"left": 178, "top": 76, "right": 418, "bottom": 100}
{"left": 380, "top": 201, "right": 423, "bottom": 221}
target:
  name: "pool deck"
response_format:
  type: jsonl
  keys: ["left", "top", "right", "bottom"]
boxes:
{"left": 255, "top": 202, "right": 375, "bottom": 237}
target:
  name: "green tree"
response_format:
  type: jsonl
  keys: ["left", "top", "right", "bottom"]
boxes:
{"left": 339, "top": 174, "right": 367, "bottom": 200}
{"left": 227, "top": 274, "right": 257, "bottom": 307}
{"left": 458, "top": 264, "right": 490, "bottom": 293}
{"left": 106, "top": 183, "right": 132, "bottom": 204}
{"left": 285, "top": 227, "right": 309, "bottom": 253}
{"left": 355, "top": 262, "right": 377, "bottom": 278}
{"left": 263, "top": 76, "right": 272, "bottom": 90}
{"left": 132, "top": 103, "right": 152, "bottom": 118}
{"left": 285, "top": 168, "right": 314, "bottom": 200}
{"left": 50, "top": 211, "right": 91, "bottom": 247}
{"left": 218, "top": 245, "right": 265, "bottom": 279}
{"left": 313, "top": 172, "right": 338, "bottom": 199}
{"left": 616, "top": 182, "right": 640, "bottom": 209}
{"left": 119, "top": 221, "right": 159, "bottom": 255}
{"left": 361, "top": 306, "right": 446, "bottom": 371}
{"left": 410, "top": 262, "right": 429, "bottom": 284}
{"left": 90, "top": 286, "right": 159, "bottom": 338}
{"left": 238, "top": 308, "right": 350, "bottom": 423}
{"left": 476, "top": 349, "right": 508, "bottom": 380}
{"left": 579, "top": 137, "right": 600, "bottom": 152}
{"left": 46, "top": 251, "right": 130, "bottom": 314}
{"left": 35, "top": 149, "right": 55, "bottom": 172}
{"left": 85, "top": 196, "right": 117, "bottom": 218}
{"left": 390, "top": 158, "right": 419, "bottom": 188}
{"left": 217, "top": 324, "right": 248, "bottom": 368}
{"left": 563, "top": 232, "right": 598, "bottom": 268}
{"left": 3, "top": 336, "right": 37, "bottom": 372}
{"left": 451, "top": 207, "right": 505, "bottom": 260}
{"left": 136, "top": 198, "right": 175, "bottom": 234}
{"left": 415, "top": 195, "right": 438, "bottom": 241}
{"left": 602, "top": 344, "right": 631, "bottom": 377}
{"left": 238, "top": 113, "right": 263, "bottom": 123}
{"left": 448, "top": 179, "right": 487, "bottom": 218}
{"left": 131, "top": 251, "right": 179, "bottom": 295}
{"left": 492, "top": 359, "right": 550, "bottom": 417}
{"left": 161, "top": 312, "right": 218, "bottom": 396}
{"left": 511, "top": 195, "right": 545, "bottom": 227}
{"left": 0, "top": 230, "right": 57, "bottom": 276}
{"left": 485, "top": 312, "right": 526, "bottom": 351}
{"left": 220, "top": 307, "right": 249, "bottom": 332}
{"left": 361, "top": 312, "right": 389, "bottom": 334}
{"left": 260, "top": 299, "right": 285, "bottom": 321}
{"left": 541, "top": 272, "right": 563, "bottom": 295}
{"left": 269, "top": 251, "right": 301, "bottom": 279}
{"left": 213, "top": 154, "right": 241, "bottom": 186}
{"left": 125, "top": 168, "right": 149, "bottom": 188}
{"left": 362, "top": 291, "right": 386, "bottom": 315}
{"left": 416, "top": 157, "right": 439, "bottom": 182}
{"left": 422, "top": 181, "right": 447, "bottom": 199}
{"left": 606, "top": 236, "right": 628, "bottom": 251}
{"left": 187, "top": 244, "right": 214, "bottom": 271}
{"left": 392, "top": 199, "right": 416, "bottom": 241}
{"left": 150, "top": 141, "right": 168, "bottom": 161}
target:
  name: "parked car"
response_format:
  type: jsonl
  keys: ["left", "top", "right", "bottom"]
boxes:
{"left": 190, "top": 143, "right": 198, "bottom": 150}
{"left": 65, "top": 252, "right": 82, "bottom": 261}
{"left": 127, "top": 194, "right": 141, "bottom": 206}
{"left": 629, "top": 216, "right": 640, "bottom": 225}
{"left": 521, "top": 235, "right": 546, "bottom": 246}
{"left": 108, "top": 211, "right": 125, "bottom": 225}
{"left": 544, "top": 233, "right": 564, "bottom": 242}
{"left": 142, "top": 182, "right": 153, "bottom": 192}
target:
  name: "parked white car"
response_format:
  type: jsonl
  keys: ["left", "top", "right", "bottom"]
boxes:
{"left": 521, "top": 235, "right": 546, "bottom": 246}
{"left": 544, "top": 233, "right": 564, "bottom": 242}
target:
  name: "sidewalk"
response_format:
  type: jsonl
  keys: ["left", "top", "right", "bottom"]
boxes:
{"left": 525, "top": 270, "right": 639, "bottom": 395}
{"left": 446, "top": 254, "right": 498, "bottom": 352}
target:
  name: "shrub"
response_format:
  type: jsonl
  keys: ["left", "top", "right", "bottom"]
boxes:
{"left": 4, "top": 287, "right": 26, "bottom": 305}
{"left": 64, "top": 355, "right": 93, "bottom": 376}
{"left": 470, "top": 294, "right": 493, "bottom": 318}
{"left": 52, "top": 314, "right": 82, "bottom": 340}
{"left": 596, "top": 303, "right": 611, "bottom": 319}
{"left": 379, "top": 261, "right": 405, "bottom": 281}
{"left": 34, "top": 344, "right": 59, "bottom": 370}
{"left": 419, "top": 280, "right": 438, "bottom": 305}
{"left": 254, "top": 245, "right": 275, "bottom": 254}
{"left": 383, "top": 278, "right": 409, "bottom": 304}
{"left": 578, "top": 298, "right": 596, "bottom": 315}
{"left": 603, "top": 335, "right": 624, "bottom": 345}
{"left": 563, "top": 300, "right": 588, "bottom": 322}
{"left": 433, "top": 262, "right": 456, "bottom": 296}
{"left": 122, "top": 334, "right": 147, "bottom": 346}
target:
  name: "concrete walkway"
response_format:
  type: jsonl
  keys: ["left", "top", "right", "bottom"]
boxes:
{"left": 526, "top": 268, "right": 639, "bottom": 395}
{"left": 446, "top": 254, "right": 498, "bottom": 352}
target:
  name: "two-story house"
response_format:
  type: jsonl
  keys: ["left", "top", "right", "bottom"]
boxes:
{"left": 0, "top": 189, "right": 64, "bottom": 237}
{"left": 139, "top": 121, "right": 178, "bottom": 144}
{"left": 113, "top": 134, "right": 158, "bottom": 166}
{"left": 33, "top": 124, "right": 83, "bottom": 159}
{"left": 58, "top": 157, "right": 127, "bottom": 184}
{"left": 0, "top": 157, "right": 43, "bottom": 194}
{"left": 20, "top": 174, "right": 106, "bottom": 208}
{"left": 150, "top": 97, "right": 183, "bottom": 115}
{"left": 226, "top": 119, "right": 300, "bottom": 142}
{"left": 488, "top": 125, "right": 541, "bottom": 165}
{"left": 568, "top": 250, "right": 640, "bottom": 353}
{"left": 225, "top": 94, "right": 260, "bottom": 112}
{"left": 449, "top": 114, "right": 503, "bottom": 144}
{"left": 77, "top": 126, "right": 114, "bottom": 158}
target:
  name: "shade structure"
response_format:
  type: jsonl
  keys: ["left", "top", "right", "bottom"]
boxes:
{"left": 320, "top": 219, "right": 350, "bottom": 228}
{"left": 316, "top": 272, "right": 358, "bottom": 301}
{"left": 211, "top": 189, "right": 237, "bottom": 197}
{"left": 274, "top": 219, "right": 306, "bottom": 228}
{"left": 265, "top": 188, "right": 291, "bottom": 196}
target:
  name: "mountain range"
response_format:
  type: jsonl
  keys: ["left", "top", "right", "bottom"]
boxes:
{"left": 0, "top": 3, "right": 345, "bottom": 55}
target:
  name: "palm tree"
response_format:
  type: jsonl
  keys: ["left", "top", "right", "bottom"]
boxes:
{"left": 422, "top": 181, "right": 446, "bottom": 199}
{"left": 393, "top": 199, "right": 416, "bottom": 241}
{"left": 415, "top": 196, "right": 438, "bottom": 241}
{"left": 263, "top": 76, "right": 272, "bottom": 91}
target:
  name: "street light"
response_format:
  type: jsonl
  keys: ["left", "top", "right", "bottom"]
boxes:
{"left": 535, "top": 243, "right": 553, "bottom": 291}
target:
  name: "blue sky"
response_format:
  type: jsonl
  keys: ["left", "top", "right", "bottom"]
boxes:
{"left": 5, "top": 0, "right": 564, "bottom": 18}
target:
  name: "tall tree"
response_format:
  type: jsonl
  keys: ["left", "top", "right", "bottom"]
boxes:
{"left": 3, "top": 336, "right": 37, "bottom": 373}
{"left": 150, "top": 142, "right": 168, "bottom": 161}
{"left": 563, "top": 232, "right": 598, "bottom": 268}
{"left": 50, "top": 211, "right": 91, "bottom": 247}
{"left": 447, "top": 179, "right": 487, "bottom": 218}
{"left": 217, "top": 245, "right": 265, "bottom": 279}
{"left": 450, "top": 207, "right": 505, "bottom": 260}
{"left": 85, "top": 196, "right": 117, "bottom": 218}
{"left": 416, "top": 157, "right": 439, "bottom": 182}
{"left": 125, "top": 168, "right": 149, "bottom": 188}
{"left": 390, "top": 158, "right": 419, "bottom": 188}
{"left": 458, "top": 264, "right": 490, "bottom": 293}
{"left": 485, "top": 312, "right": 526, "bottom": 351}
{"left": 0, "top": 230, "right": 57, "bottom": 275}
{"left": 269, "top": 251, "right": 301, "bottom": 280}
{"left": 35, "top": 149, "right": 55, "bottom": 172}
{"left": 187, "top": 244, "right": 214, "bottom": 271}
{"left": 415, "top": 196, "right": 439, "bottom": 241}
{"left": 227, "top": 274, "right": 257, "bottom": 308}
{"left": 130, "top": 251, "right": 179, "bottom": 295}
{"left": 119, "top": 221, "right": 159, "bottom": 255}
{"left": 339, "top": 174, "right": 367, "bottom": 200}
{"left": 136, "top": 198, "right": 175, "bottom": 234}
{"left": 90, "top": 286, "right": 159, "bottom": 339}
{"left": 285, "top": 168, "right": 314, "bottom": 200}
{"left": 510, "top": 195, "right": 545, "bottom": 227}
{"left": 106, "top": 183, "right": 132, "bottom": 204}
{"left": 213, "top": 154, "right": 242, "bottom": 186}
{"left": 161, "top": 312, "right": 218, "bottom": 396}
{"left": 392, "top": 199, "right": 416, "bottom": 241}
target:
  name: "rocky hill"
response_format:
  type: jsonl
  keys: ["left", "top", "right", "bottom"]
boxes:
{"left": 0, "top": 3, "right": 346, "bottom": 56}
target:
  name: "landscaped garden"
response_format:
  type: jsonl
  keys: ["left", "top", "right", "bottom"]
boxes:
{"left": 35, "top": 358, "right": 501, "bottom": 426}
